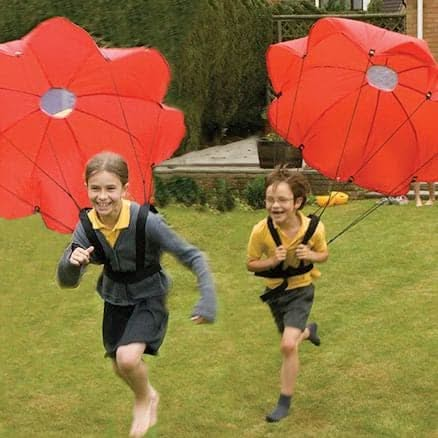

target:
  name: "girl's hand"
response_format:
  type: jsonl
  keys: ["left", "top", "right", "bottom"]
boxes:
{"left": 295, "top": 244, "right": 313, "bottom": 261}
{"left": 69, "top": 246, "right": 94, "bottom": 266}
{"left": 191, "top": 315, "right": 209, "bottom": 325}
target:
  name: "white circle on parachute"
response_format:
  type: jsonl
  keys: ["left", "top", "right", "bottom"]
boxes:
{"left": 40, "top": 88, "right": 76, "bottom": 118}
{"left": 366, "top": 65, "right": 398, "bottom": 92}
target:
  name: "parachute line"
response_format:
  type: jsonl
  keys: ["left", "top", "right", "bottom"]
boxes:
{"left": 107, "top": 64, "right": 148, "bottom": 201}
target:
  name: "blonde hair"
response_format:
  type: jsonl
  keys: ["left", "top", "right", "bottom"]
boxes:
{"left": 266, "top": 166, "right": 310, "bottom": 210}
{"left": 85, "top": 151, "right": 128, "bottom": 185}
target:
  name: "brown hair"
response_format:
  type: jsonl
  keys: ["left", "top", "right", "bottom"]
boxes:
{"left": 85, "top": 151, "right": 129, "bottom": 185}
{"left": 265, "top": 166, "right": 310, "bottom": 210}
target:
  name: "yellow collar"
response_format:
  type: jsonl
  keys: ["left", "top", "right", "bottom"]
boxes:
{"left": 88, "top": 199, "right": 131, "bottom": 231}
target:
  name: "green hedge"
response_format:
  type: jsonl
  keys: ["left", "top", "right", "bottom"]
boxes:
{"left": 0, "top": 0, "right": 274, "bottom": 153}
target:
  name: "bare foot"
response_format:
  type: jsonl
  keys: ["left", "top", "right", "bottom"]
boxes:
{"left": 425, "top": 199, "right": 434, "bottom": 206}
{"left": 416, "top": 200, "right": 423, "bottom": 207}
{"left": 129, "top": 387, "right": 159, "bottom": 438}
{"left": 149, "top": 388, "right": 160, "bottom": 428}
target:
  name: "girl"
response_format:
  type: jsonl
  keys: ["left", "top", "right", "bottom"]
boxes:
{"left": 57, "top": 151, "right": 216, "bottom": 437}
{"left": 246, "top": 167, "right": 328, "bottom": 422}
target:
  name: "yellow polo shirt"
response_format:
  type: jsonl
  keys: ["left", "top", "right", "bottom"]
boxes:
{"left": 87, "top": 199, "right": 131, "bottom": 248}
{"left": 247, "top": 211, "right": 327, "bottom": 290}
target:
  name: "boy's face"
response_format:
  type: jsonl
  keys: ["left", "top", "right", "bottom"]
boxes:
{"left": 265, "top": 181, "right": 303, "bottom": 225}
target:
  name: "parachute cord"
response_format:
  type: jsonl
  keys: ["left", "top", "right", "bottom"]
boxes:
{"left": 283, "top": 54, "right": 306, "bottom": 142}
{"left": 327, "top": 201, "right": 383, "bottom": 245}
{"left": 0, "top": 131, "right": 82, "bottom": 210}
{"left": 333, "top": 60, "right": 370, "bottom": 180}
{"left": 45, "top": 123, "right": 82, "bottom": 210}
{"left": 146, "top": 107, "right": 163, "bottom": 204}
{"left": 326, "top": 153, "right": 437, "bottom": 244}
{"left": 350, "top": 98, "right": 427, "bottom": 179}
{"left": 106, "top": 59, "right": 147, "bottom": 202}
{"left": 0, "top": 181, "right": 74, "bottom": 232}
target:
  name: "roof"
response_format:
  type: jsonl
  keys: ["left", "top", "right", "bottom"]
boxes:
{"left": 381, "top": 0, "right": 405, "bottom": 12}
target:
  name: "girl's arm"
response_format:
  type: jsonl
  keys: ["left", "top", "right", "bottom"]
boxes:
{"left": 147, "top": 214, "right": 217, "bottom": 322}
{"left": 56, "top": 224, "right": 93, "bottom": 288}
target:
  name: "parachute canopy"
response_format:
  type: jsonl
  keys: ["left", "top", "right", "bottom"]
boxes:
{"left": 267, "top": 17, "right": 438, "bottom": 195}
{"left": 0, "top": 17, "right": 185, "bottom": 233}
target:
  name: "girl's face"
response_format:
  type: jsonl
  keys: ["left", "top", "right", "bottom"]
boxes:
{"left": 265, "top": 181, "right": 302, "bottom": 225}
{"left": 87, "top": 170, "right": 128, "bottom": 225}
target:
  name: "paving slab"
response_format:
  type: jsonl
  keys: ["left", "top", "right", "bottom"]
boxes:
{"left": 155, "top": 136, "right": 259, "bottom": 169}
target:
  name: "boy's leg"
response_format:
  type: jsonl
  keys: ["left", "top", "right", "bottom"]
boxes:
{"left": 113, "top": 342, "right": 159, "bottom": 438}
{"left": 266, "top": 326, "right": 308, "bottom": 422}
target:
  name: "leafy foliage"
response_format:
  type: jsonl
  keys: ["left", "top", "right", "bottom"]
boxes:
{"left": 243, "top": 175, "right": 266, "bottom": 209}
{"left": 0, "top": 0, "right": 272, "bottom": 153}
{"left": 368, "top": 0, "right": 384, "bottom": 12}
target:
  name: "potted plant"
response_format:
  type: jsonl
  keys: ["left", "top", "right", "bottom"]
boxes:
{"left": 257, "top": 132, "right": 303, "bottom": 169}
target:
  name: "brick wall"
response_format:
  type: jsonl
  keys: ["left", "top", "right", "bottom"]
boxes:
{"left": 406, "top": 0, "right": 438, "bottom": 60}
{"left": 154, "top": 169, "right": 367, "bottom": 199}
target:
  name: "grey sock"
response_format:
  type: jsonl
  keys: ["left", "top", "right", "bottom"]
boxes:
{"left": 266, "top": 394, "right": 292, "bottom": 422}
{"left": 307, "top": 322, "right": 321, "bottom": 346}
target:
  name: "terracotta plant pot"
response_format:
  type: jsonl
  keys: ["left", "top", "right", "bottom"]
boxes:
{"left": 257, "top": 140, "right": 303, "bottom": 169}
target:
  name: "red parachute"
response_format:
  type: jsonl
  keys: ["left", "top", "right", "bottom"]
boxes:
{"left": 0, "top": 17, "right": 185, "bottom": 233}
{"left": 267, "top": 17, "right": 438, "bottom": 196}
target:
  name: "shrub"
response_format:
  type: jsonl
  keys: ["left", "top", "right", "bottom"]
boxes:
{"left": 166, "top": 176, "right": 200, "bottom": 206}
{"left": 211, "top": 178, "right": 235, "bottom": 212}
{"left": 153, "top": 176, "right": 171, "bottom": 207}
{"left": 244, "top": 176, "right": 266, "bottom": 209}
{"left": 367, "top": 0, "right": 384, "bottom": 12}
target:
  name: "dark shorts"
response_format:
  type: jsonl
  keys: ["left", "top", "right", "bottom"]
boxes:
{"left": 267, "top": 284, "right": 315, "bottom": 333}
{"left": 102, "top": 295, "right": 169, "bottom": 358}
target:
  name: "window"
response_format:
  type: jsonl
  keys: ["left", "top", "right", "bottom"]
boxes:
{"left": 351, "top": 0, "right": 363, "bottom": 9}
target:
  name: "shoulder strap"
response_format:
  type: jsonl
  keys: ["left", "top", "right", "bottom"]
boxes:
{"left": 256, "top": 213, "right": 320, "bottom": 280}
{"left": 267, "top": 216, "right": 282, "bottom": 247}
{"left": 135, "top": 204, "right": 151, "bottom": 271}
{"left": 266, "top": 213, "right": 319, "bottom": 248}
{"left": 79, "top": 209, "right": 107, "bottom": 262}
{"left": 302, "top": 214, "right": 319, "bottom": 245}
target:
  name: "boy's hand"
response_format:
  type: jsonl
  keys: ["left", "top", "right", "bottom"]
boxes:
{"left": 272, "top": 245, "right": 287, "bottom": 267}
{"left": 69, "top": 246, "right": 94, "bottom": 266}
{"left": 295, "top": 244, "right": 313, "bottom": 261}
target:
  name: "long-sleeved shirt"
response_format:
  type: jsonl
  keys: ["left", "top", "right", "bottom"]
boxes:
{"left": 57, "top": 202, "right": 216, "bottom": 321}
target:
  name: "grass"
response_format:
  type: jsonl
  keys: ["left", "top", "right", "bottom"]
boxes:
{"left": 0, "top": 200, "right": 437, "bottom": 437}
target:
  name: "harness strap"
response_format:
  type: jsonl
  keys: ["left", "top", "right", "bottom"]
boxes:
{"left": 257, "top": 214, "right": 320, "bottom": 302}
{"left": 77, "top": 204, "right": 161, "bottom": 284}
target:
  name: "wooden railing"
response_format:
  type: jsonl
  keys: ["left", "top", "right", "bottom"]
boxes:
{"left": 273, "top": 13, "right": 406, "bottom": 42}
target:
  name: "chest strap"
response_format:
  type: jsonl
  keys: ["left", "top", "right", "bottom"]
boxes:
{"left": 257, "top": 214, "right": 319, "bottom": 302}
{"left": 77, "top": 204, "right": 161, "bottom": 284}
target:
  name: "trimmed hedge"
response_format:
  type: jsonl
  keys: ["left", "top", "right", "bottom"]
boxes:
{"left": 0, "top": 0, "right": 274, "bottom": 153}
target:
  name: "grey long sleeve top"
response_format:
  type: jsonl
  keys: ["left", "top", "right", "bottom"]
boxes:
{"left": 57, "top": 203, "right": 216, "bottom": 322}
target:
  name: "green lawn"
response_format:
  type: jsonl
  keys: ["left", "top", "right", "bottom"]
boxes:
{"left": 0, "top": 201, "right": 436, "bottom": 437}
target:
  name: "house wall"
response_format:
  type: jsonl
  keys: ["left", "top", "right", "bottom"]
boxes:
{"left": 406, "top": 0, "right": 438, "bottom": 59}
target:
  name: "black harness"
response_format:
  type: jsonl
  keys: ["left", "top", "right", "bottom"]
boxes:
{"left": 78, "top": 204, "right": 161, "bottom": 284}
{"left": 256, "top": 214, "right": 319, "bottom": 302}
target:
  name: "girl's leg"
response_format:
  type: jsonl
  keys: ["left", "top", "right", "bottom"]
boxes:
{"left": 425, "top": 182, "right": 435, "bottom": 206}
{"left": 414, "top": 182, "right": 422, "bottom": 207}
{"left": 113, "top": 342, "right": 159, "bottom": 438}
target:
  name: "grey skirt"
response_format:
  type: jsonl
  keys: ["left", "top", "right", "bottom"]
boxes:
{"left": 102, "top": 295, "right": 169, "bottom": 358}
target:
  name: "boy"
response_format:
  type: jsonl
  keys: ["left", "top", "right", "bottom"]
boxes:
{"left": 246, "top": 167, "right": 328, "bottom": 422}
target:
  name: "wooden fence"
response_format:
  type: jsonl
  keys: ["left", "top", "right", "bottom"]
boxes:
{"left": 273, "top": 13, "right": 406, "bottom": 42}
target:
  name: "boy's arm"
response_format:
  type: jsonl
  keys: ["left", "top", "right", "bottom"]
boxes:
{"left": 247, "top": 246, "right": 286, "bottom": 272}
